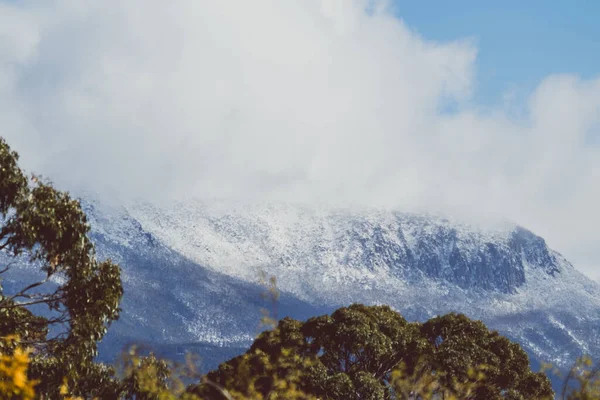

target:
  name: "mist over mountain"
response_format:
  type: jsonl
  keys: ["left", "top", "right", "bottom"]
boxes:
{"left": 4, "top": 191, "right": 600, "bottom": 394}
{"left": 3, "top": 1, "right": 600, "bottom": 280}
{"left": 62, "top": 197, "right": 600, "bottom": 374}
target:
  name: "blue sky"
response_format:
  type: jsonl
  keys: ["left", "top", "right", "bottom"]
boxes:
{"left": 395, "top": 1, "right": 599, "bottom": 107}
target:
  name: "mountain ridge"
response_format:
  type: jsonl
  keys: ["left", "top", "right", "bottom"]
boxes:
{"left": 125, "top": 199, "right": 571, "bottom": 295}
{"left": 5, "top": 195, "right": 600, "bottom": 378}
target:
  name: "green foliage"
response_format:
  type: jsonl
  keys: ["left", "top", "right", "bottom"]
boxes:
{"left": 390, "top": 357, "right": 488, "bottom": 399}
{"left": 189, "top": 345, "right": 317, "bottom": 400}
{"left": 0, "top": 137, "right": 123, "bottom": 397}
{"left": 190, "top": 304, "right": 554, "bottom": 399}
{"left": 420, "top": 312, "right": 554, "bottom": 399}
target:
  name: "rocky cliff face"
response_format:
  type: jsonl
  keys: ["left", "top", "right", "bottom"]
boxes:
{"left": 125, "top": 201, "right": 569, "bottom": 297}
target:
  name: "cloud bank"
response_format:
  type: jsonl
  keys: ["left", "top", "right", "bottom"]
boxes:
{"left": 1, "top": 0, "right": 600, "bottom": 277}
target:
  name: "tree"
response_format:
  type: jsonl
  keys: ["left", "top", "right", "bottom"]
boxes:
{"left": 420, "top": 313, "right": 554, "bottom": 399}
{"left": 0, "top": 137, "right": 123, "bottom": 397}
{"left": 189, "top": 304, "right": 554, "bottom": 399}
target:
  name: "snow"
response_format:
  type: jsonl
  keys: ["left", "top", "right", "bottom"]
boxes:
{"left": 8, "top": 194, "right": 600, "bottom": 371}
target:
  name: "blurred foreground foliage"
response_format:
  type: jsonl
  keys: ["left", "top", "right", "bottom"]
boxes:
{"left": 3, "top": 327, "right": 600, "bottom": 399}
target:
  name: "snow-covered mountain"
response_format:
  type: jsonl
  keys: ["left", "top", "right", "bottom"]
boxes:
{"left": 6, "top": 196, "right": 600, "bottom": 379}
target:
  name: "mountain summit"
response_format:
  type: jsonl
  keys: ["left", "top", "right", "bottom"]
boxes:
{"left": 128, "top": 200, "right": 565, "bottom": 295}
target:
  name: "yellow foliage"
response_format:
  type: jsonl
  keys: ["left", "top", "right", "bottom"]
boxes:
{"left": 561, "top": 355, "right": 600, "bottom": 400}
{"left": 0, "top": 337, "right": 563, "bottom": 400}
{"left": 58, "top": 379, "right": 88, "bottom": 400}
{"left": 0, "top": 337, "right": 36, "bottom": 400}
{"left": 0, "top": 337, "right": 313, "bottom": 400}
{"left": 258, "top": 272, "right": 281, "bottom": 331}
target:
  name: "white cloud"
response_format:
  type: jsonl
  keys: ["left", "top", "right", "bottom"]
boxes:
{"left": 1, "top": 0, "right": 600, "bottom": 278}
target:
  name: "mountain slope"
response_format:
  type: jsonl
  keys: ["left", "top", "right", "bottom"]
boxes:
{"left": 5, "top": 196, "right": 600, "bottom": 377}
{"left": 122, "top": 199, "right": 600, "bottom": 369}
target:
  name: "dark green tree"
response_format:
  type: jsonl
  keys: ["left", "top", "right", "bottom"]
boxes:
{"left": 0, "top": 137, "right": 123, "bottom": 397}
{"left": 420, "top": 313, "right": 554, "bottom": 399}
{"left": 190, "top": 304, "right": 553, "bottom": 400}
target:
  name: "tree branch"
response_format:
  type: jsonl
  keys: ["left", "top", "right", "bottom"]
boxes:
{"left": 0, "top": 261, "right": 16, "bottom": 274}
{"left": 0, "top": 294, "right": 65, "bottom": 309}
{"left": 0, "top": 277, "right": 51, "bottom": 306}
{"left": 201, "top": 378, "right": 235, "bottom": 400}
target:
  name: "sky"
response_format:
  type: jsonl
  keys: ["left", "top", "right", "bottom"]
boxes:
{"left": 1, "top": 1, "right": 600, "bottom": 278}
{"left": 395, "top": 0, "right": 600, "bottom": 108}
